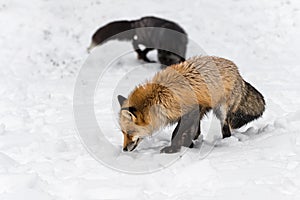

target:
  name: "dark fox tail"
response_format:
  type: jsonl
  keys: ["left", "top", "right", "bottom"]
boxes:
{"left": 88, "top": 20, "right": 135, "bottom": 52}
{"left": 229, "top": 81, "right": 265, "bottom": 129}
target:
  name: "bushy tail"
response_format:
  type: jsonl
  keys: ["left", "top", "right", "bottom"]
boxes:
{"left": 229, "top": 81, "right": 265, "bottom": 129}
{"left": 88, "top": 20, "right": 135, "bottom": 51}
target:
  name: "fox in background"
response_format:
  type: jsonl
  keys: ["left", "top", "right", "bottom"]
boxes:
{"left": 87, "top": 16, "right": 187, "bottom": 66}
{"left": 118, "top": 56, "right": 265, "bottom": 153}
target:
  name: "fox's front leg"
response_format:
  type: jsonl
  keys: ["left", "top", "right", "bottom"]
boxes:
{"left": 160, "top": 118, "right": 183, "bottom": 154}
{"left": 161, "top": 109, "right": 201, "bottom": 154}
{"left": 132, "top": 40, "right": 155, "bottom": 63}
{"left": 138, "top": 48, "right": 155, "bottom": 63}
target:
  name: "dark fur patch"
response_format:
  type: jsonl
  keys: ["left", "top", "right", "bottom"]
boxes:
{"left": 229, "top": 111, "right": 262, "bottom": 129}
{"left": 157, "top": 49, "right": 185, "bottom": 66}
{"left": 222, "top": 124, "right": 231, "bottom": 138}
{"left": 92, "top": 21, "right": 134, "bottom": 45}
{"left": 228, "top": 81, "right": 265, "bottom": 129}
{"left": 244, "top": 81, "right": 265, "bottom": 106}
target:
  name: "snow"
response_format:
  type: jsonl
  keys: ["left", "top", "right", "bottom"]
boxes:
{"left": 1, "top": 0, "right": 300, "bottom": 199}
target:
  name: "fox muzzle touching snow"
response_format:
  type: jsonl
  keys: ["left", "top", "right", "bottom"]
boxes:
{"left": 122, "top": 131, "right": 141, "bottom": 152}
{"left": 118, "top": 95, "right": 152, "bottom": 151}
{"left": 118, "top": 56, "right": 265, "bottom": 153}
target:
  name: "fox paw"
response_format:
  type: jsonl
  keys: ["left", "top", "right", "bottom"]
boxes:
{"left": 160, "top": 146, "right": 181, "bottom": 154}
{"left": 183, "top": 141, "right": 194, "bottom": 148}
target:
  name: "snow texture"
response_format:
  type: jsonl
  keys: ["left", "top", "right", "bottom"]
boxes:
{"left": 1, "top": 0, "right": 300, "bottom": 199}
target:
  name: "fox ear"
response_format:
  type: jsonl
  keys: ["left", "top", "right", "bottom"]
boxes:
{"left": 117, "top": 95, "right": 127, "bottom": 106}
{"left": 121, "top": 110, "right": 137, "bottom": 122}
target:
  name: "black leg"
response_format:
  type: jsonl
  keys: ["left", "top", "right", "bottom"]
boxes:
{"left": 132, "top": 40, "right": 155, "bottom": 63}
{"left": 161, "top": 108, "right": 203, "bottom": 153}
{"left": 139, "top": 48, "right": 155, "bottom": 63}
{"left": 222, "top": 120, "right": 231, "bottom": 138}
{"left": 157, "top": 49, "right": 185, "bottom": 66}
{"left": 142, "top": 48, "right": 154, "bottom": 55}
{"left": 160, "top": 118, "right": 183, "bottom": 154}
{"left": 132, "top": 40, "right": 142, "bottom": 56}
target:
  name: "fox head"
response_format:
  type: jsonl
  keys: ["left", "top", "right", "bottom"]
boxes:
{"left": 118, "top": 95, "right": 152, "bottom": 152}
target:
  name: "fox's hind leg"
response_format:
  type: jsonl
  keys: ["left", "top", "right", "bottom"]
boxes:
{"left": 214, "top": 104, "right": 232, "bottom": 138}
{"left": 222, "top": 119, "right": 232, "bottom": 138}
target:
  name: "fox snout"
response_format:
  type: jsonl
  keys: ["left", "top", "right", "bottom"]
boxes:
{"left": 122, "top": 132, "right": 141, "bottom": 152}
{"left": 122, "top": 140, "right": 139, "bottom": 152}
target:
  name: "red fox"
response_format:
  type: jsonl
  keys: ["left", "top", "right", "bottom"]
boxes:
{"left": 88, "top": 16, "right": 187, "bottom": 66}
{"left": 118, "top": 56, "right": 265, "bottom": 153}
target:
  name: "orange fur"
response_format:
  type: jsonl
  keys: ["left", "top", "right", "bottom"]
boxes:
{"left": 118, "top": 56, "right": 264, "bottom": 151}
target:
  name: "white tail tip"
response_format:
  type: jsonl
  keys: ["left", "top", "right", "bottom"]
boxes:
{"left": 87, "top": 41, "right": 97, "bottom": 53}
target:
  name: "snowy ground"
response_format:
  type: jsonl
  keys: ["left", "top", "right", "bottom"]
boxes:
{"left": 1, "top": 0, "right": 300, "bottom": 199}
